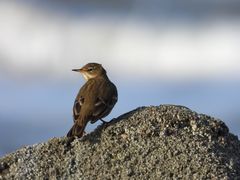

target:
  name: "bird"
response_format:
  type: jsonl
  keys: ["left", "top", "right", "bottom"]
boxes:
{"left": 67, "top": 63, "right": 118, "bottom": 138}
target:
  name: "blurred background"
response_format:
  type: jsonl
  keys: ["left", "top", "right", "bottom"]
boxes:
{"left": 0, "top": 0, "right": 240, "bottom": 157}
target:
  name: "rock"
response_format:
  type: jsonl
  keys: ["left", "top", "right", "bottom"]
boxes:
{"left": 0, "top": 105, "right": 240, "bottom": 179}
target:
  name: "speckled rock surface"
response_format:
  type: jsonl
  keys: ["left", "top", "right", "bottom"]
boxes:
{"left": 0, "top": 105, "right": 240, "bottom": 179}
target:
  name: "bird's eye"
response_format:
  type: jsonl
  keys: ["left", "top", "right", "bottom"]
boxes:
{"left": 88, "top": 67, "right": 94, "bottom": 72}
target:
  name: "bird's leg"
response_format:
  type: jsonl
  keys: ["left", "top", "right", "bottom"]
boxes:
{"left": 100, "top": 118, "right": 108, "bottom": 124}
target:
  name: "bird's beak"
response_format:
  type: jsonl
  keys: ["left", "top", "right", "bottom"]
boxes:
{"left": 72, "top": 68, "right": 83, "bottom": 72}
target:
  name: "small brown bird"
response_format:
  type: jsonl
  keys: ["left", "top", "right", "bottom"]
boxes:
{"left": 67, "top": 63, "right": 118, "bottom": 138}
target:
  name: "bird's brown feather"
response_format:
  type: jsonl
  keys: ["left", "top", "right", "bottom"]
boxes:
{"left": 67, "top": 71, "right": 117, "bottom": 138}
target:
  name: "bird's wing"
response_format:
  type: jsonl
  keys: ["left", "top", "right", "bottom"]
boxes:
{"left": 73, "top": 96, "right": 84, "bottom": 122}
{"left": 91, "top": 82, "right": 118, "bottom": 121}
{"left": 73, "top": 78, "right": 117, "bottom": 123}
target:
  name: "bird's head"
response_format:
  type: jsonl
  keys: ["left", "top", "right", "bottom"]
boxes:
{"left": 72, "top": 63, "right": 107, "bottom": 81}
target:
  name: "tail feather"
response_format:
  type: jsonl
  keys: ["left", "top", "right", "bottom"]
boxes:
{"left": 67, "top": 120, "right": 87, "bottom": 138}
